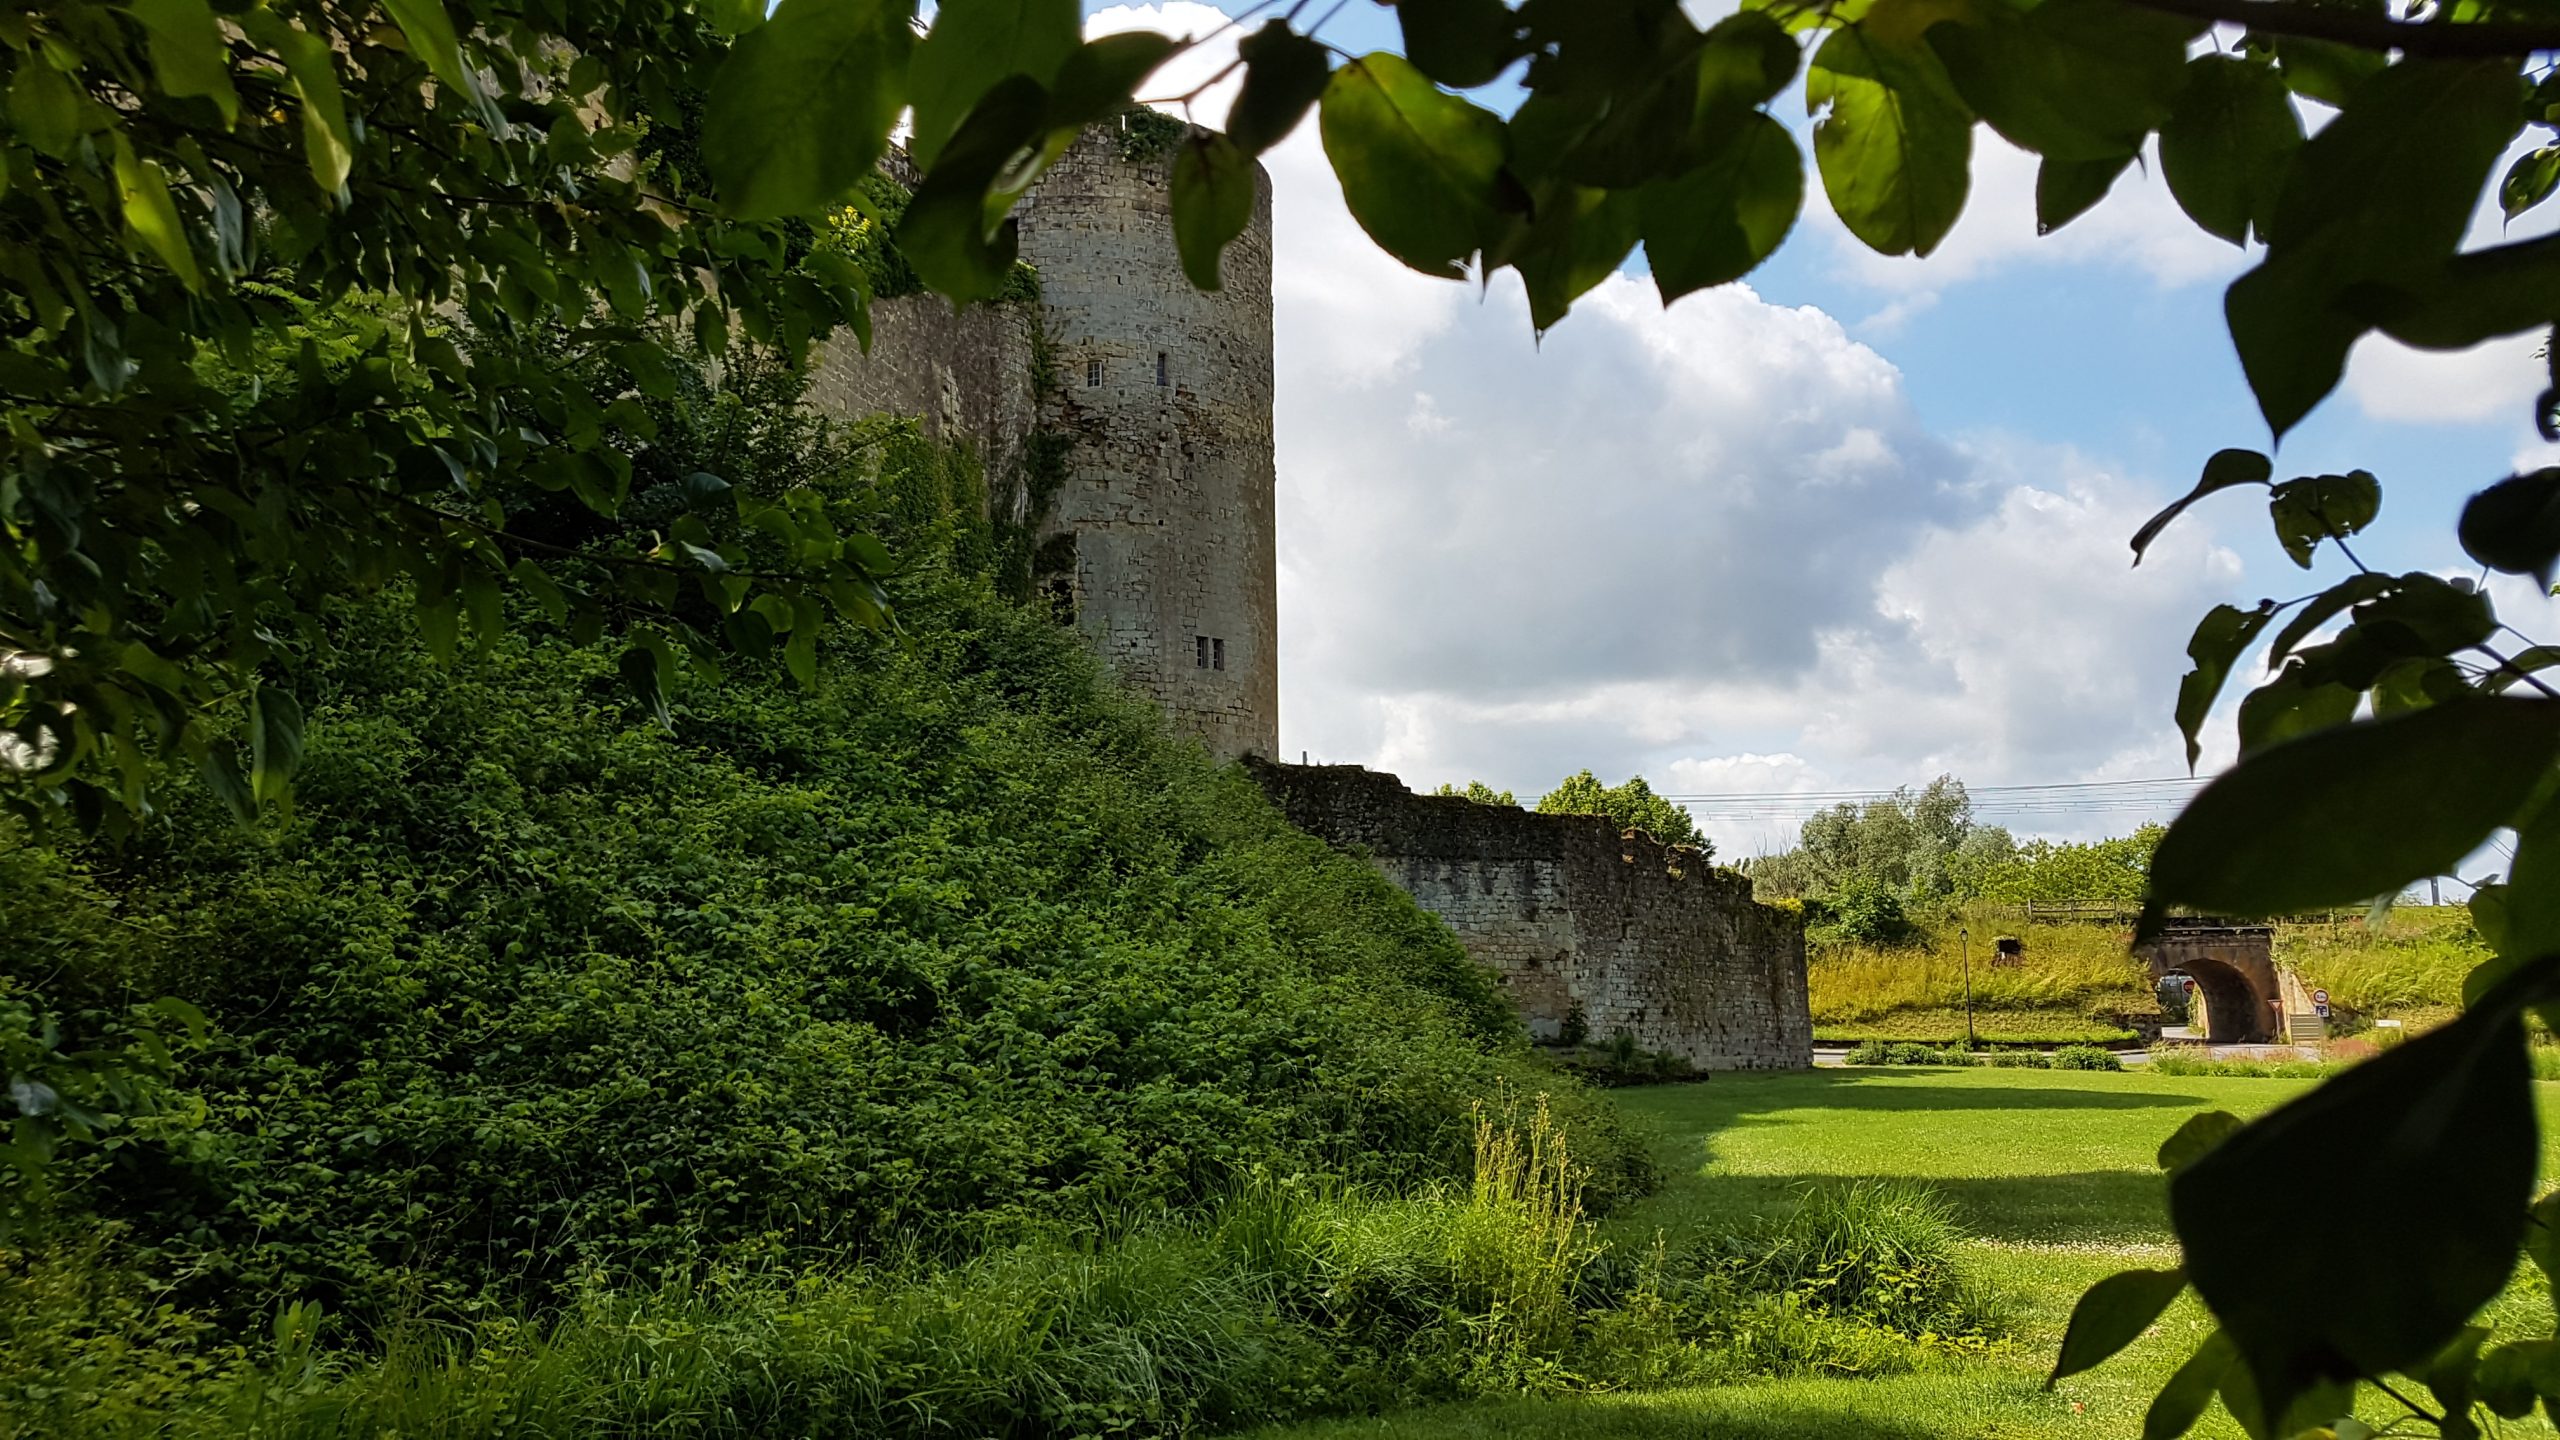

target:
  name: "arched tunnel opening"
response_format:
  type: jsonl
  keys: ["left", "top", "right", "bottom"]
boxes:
{"left": 2160, "top": 958, "right": 2273, "bottom": 1043}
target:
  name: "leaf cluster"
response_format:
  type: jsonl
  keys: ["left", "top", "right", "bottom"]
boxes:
{"left": 1, "top": 0, "right": 888, "bottom": 835}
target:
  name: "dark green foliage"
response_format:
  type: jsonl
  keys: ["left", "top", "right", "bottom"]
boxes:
{"left": 1734, "top": 1180, "right": 2005, "bottom": 1339}
{"left": 5, "top": 1163, "right": 2001, "bottom": 1438}
{"left": 1804, "top": 877, "right": 1924, "bottom": 949}
{"left": 1534, "top": 770, "right": 1706, "bottom": 854}
{"left": 1746, "top": 775, "right": 1976, "bottom": 903}
{"left": 2048, "top": 1044, "right": 2125, "bottom": 1072}
{"left": 1114, "top": 106, "right": 1193, "bottom": 163}
{"left": 20, "top": 575, "right": 1580, "bottom": 1321}
{"left": 1, "top": 376, "right": 1654, "bottom": 1334}
{"left": 1842, "top": 1040, "right": 1974, "bottom": 1067}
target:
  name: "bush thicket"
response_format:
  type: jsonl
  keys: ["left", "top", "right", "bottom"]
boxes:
{"left": 1, "top": 358, "right": 1649, "bottom": 1346}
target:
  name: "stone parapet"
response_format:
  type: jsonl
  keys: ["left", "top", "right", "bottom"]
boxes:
{"left": 1250, "top": 761, "right": 1812, "bottom": 1070}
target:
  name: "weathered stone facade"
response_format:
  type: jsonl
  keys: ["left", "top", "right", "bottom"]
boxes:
{"left": 1252, "top": 762, "right": 1813, "bottom": 1070}
{"left": 809, "top": 130, "right": 1808, "bottom": 1069}
{"left": 807, "top": 125, "right": 1278, "bottom": 761}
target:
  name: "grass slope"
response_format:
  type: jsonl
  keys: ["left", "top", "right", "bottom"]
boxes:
{"left": 1256, "top": 1067, "right": 2560, "bottom": 1440}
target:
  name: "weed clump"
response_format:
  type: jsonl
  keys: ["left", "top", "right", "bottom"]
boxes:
{"left": 2047, "top": 1044, "right": 2124, "bottom": 1071}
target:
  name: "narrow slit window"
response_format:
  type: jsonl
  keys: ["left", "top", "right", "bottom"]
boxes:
{"left": 1085, "top": 357, "right": 1103, "bottom": 387}
{"left": 1212, "top": 638, "right": 1226, "bottom": 671}
{"left": 1195, "top": 635, "right": 1209, "bottom": 668}
{"left": 1156, "top": 352, "right": 1169, "bottom": 387}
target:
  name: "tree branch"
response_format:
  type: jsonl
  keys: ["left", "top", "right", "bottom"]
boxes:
{"left": 2118, "top": 0, "right": 2560, "bottom": 57}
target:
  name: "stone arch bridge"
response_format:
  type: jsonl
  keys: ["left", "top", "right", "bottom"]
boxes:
{"left": 2137, "top": 920, "right": 2294, "bottom": 1044}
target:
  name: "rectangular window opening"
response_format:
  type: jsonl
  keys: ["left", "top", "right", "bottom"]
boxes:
{"left": 1085, "top": 357, "right": 1103, "bottom": 387}
{"left": 1212, "top": 638, "right": 1226, "bottom": 671}
{"left": 1195, "top": 635, "right": 1209, "bottom": 668}
{"left": 1156, "top": 352, "right": 1169, "bottom": 387}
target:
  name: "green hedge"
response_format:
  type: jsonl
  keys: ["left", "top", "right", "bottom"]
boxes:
{"left": 3, "top": 380, "right": 1648, "bottom": 1330}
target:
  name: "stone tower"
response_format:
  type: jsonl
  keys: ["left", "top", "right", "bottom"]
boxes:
{"left": 804, "top": 126, "right": 1279, "bottom": 762}
{"left": 1018, "top": 129, "right": 1278, "bottom": 762}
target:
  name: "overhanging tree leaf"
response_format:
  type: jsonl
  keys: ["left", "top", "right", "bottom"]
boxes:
{"left": 1228, "top": 22, "right": 1331, "bottom": 156}
{"left": 1807, "top": 17, "right": 1972, "bottom": 258}
{"left": 2234, "top": 658, "right": 2361, "bottom": 756}
{"left": 2460, "top": 469, "right": 2560, "bottom": 586}
{"left": 381, "top": 0, "right": 492, "bottom": 127}
{"left": 703, "top": 0, "right": 912, "bottom": 221}
{"left": 2145, "top": 697, "right": 2560, "bottom": 924}
{"left": 2050, "top": 1267, "right": 2188, "bottom": 1384}
{"left": 1640, "top": 113, "right": 1804, "bottom": 300}
{"left": 1398, "top": 0, "right": 1519, "bottom": 88}
{"left": 1319, "top": 53, "right": 1511, "bottom": 279}
{"left": 2231, "top": 58, "right": 2523, "bottom": 439}
{"left": 896, "top": 76, "right": 1049, "bottom": 302}
{"left": 2037, "top": 152, "right": 2134, "bottom": 234}
{"left": 2505, "top": 146, "right": 2560, "bottom": 221}
{"left": 239, "top": 11, "right": 355, "bottom": 194}
{"left": 2173, "top": 601, "right": 2276, "bottom": 771}
{"left": 620, "top": 642, "right": 674, "bottom": 734}
{"left": 2265, "top": 574, "right": 2392, "bottom": 668}
{"left": 2170, "top": 958, "right": 2551, "bottom": 1423}
{"left": 123, "top": 0, "right": 240, "bottom": 128}
{"left": 2131, "top": 447, "right": 2270, "bottom": 566}
{"left": 1509, "top": 184, "right": 1643, "bottom": 332}
{"left": 110, "top": 133, "right": 204, "bottom": 293}
{"left": 1692, "top": 11, "right": 1803, "bottom": 136}
{"left": 906, "top": 0, "right": 1080, "bottom": 171}
{"left": 2145, "top": 1329, "right": 2238, "bottom": 1440}
{"left": 1047, "top": 31, "right": 1183, "bottom": 126}
{"left": 1927, "top": 0, "right": 2195, "bottom": 164}
{"left": 1171, "top": 132, "right": 1257, "bottom": 291}
{"left": 2498, "top": 789, "right": 2560, "bottom": 966}
{"left": 2266, "top": 470, "right": 2379, "bottom": 568}
{"left": 247, "top": 687, "right": 304, "bottom": 808}
{"left": 2159, "top": 54, "right": 2301, "bottom": 246}
{"left": 2156, "top": 1110, "right": 2244, "bottom": 1172}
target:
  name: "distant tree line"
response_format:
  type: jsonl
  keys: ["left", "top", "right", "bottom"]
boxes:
{"left": 1745, "top": 776, "right": 2164, "bottom": 912}
{"left": 1434, "top": 771, "right": 1709, "bottom": 859}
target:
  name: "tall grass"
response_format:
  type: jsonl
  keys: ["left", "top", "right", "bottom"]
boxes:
{"left": 1807, "top": 920, "right": 2148, "bottom": 1024}
{"left": 2279, "top": 906, "right": 2486, "bottom": 1018}
{"left": 7, "top": 1108, "right": 2010, "bottom": 1440}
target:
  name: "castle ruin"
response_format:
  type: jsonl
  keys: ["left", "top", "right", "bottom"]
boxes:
{"left": 809, "top": 125, "right": 1809, "bottom": 1070}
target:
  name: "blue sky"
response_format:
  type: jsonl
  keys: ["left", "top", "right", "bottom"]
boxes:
{"left": 1083, "top": 1, "right": 2557, "bottom": 859}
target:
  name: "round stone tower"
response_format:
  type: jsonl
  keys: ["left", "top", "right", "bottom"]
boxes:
{"left": 1015, "top": 124, "right": 1278, "bottom": 762}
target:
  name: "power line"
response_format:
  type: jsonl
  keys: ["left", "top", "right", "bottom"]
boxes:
{"left": 1656, "top": 775, "right": 2210, "bottom": 803}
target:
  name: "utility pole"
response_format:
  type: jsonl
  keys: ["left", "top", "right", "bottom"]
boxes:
{"left": 1960, "top": 925, "right": 1976, "bottom": 1051}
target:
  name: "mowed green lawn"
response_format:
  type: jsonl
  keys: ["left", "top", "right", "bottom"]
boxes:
{"left": 1255, "top": 1066, "right": 2560, "bottom": 1440}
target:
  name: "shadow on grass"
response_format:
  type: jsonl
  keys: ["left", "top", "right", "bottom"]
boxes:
{"left": 1691, "top": 1069, "right": 2214, "bottom": 1113}
{"left": 1248, "top": 1372, "right": 2068, "bottom": 1440}
{"left": 1615, "top": 1168, "right": 2173, "bottom": 1247}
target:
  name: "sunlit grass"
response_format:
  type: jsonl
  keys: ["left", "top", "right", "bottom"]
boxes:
{"left": 1255, "top": 1067, "right": 2560, "bottom": 1440}
{"left": 1806, "top": 922, "right": 2148, "bottom": 1024}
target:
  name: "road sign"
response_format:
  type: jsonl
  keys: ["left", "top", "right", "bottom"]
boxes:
{"left": 2312, "top": 988, "right": 2330, "bottom": 1019}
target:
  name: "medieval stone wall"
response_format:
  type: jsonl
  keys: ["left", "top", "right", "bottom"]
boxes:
{"left": 1251, "top": 761, "right": 1813, "bottom": 1070}
{"left": 802, "top": 298, "right": 1040, "bottom": 522}
{"left": 1017, "top": 129, "right": 1278, "bottom": 762}
{"left": 802, "top": 124, "right": 1278, "bottom": 762}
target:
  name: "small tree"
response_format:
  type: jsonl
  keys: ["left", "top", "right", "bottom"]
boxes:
{"left": 1433, "top": 779, "right": 1519, "bottom": 806}
{"left": 1535, "top": 769, "right": 1708, "bottom": 855}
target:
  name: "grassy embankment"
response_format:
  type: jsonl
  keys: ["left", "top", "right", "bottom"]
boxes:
{"left": 1256, "top": 1065, "right": 2560, "bottom": 1440}
{"left": 1808, "top": 905, "right": 2492, "bottom": 1047}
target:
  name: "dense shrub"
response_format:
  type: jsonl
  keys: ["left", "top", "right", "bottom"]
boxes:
{"left": 1803, "top": 877, "right": 1924, "bottom": 949}
{"left": 1976, "top": 1049, "right": 2045, "bottom": 1068}
{"left": 2047, "top": 1045, "right": 2124, "bottom": 1072}
{"left": 2, "top": 379, "right": 1652, "bottom": 1332}
{"left": 1843, "top": 1041, "right": 1973, "bottom": 1067}
{"left": 1731, "top": 1180, "right": 2006, "bottom": 1339}
{"left": 5, "top": 1112, "right": 1995, "bottom": 1440}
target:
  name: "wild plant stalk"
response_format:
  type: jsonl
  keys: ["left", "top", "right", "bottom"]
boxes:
{"left": 1455, "top": 1093, "right": 1590, "bottom": 1357}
